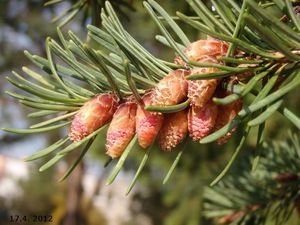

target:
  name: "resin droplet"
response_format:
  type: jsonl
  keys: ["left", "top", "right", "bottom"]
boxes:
{"left": 188, "top": 101, "right": 218, "bottom": 141}
{"left": 159, "top": 110, "right": 188, "bottom": 151}
{"left": 136, "top": 92, "right": 164, "bottom": 149}
{"left": 214, "top": 91, "right": 243, "bottom": 145}
{"left": 106, "top": 102, "right": 137, "bottom": 158}
{"left": 69, "top": 93, "right": 119, "bottom": 142}
{"left": 151, "top": 69, "right": 190, "bottom": 106}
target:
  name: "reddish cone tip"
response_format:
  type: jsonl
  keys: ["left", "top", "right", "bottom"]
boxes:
{"left": 106, "top": 102, "right": 137, "bottom": 158}
{"left": 188, "top": 101, "right": 218, "bottom": 141}
{"left": 136, "top": 92, "right": 164, "bottom": 149}
{"left": 151, "top": 69, "right": 190, "bottom": 106}
{"left": 69, "top": 93, "right": 119, "bottom": 142}
{"left": 159, "top": 110, "right": 188, "bottom": 151}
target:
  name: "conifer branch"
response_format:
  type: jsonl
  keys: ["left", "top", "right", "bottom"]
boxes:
{"left": 2, "top": 0, "right": 300, "bottom": 195}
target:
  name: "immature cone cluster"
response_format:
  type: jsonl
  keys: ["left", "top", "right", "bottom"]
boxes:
{"left": 177, "top": 37, "right": 243, "bottom": 144}
{"left": 69, "top": 37, "right": 246, "bottom": 158}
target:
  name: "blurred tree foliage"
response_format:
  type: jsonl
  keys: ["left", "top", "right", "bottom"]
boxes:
{"left": 0, "top": 1, "right": 106, "bottom": 225}
{"left": 0, "top": 0, "right": 56, "bottom": 72}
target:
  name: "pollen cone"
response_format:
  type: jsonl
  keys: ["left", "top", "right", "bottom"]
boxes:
{"left": 69, "top": 93, "right": 119, "bottom": 142}
{"left": 136, "top": 92, "right": 164, "bottom": 149}
{"left": 188, "top": 100, "right": 218, "bottom": 141}
{"left": 106, "top": 101, "right": 137, "bottom": 158}
{"left": 151, "top": 69, "right": 190, "bottom": 106}
{"left": 188, "top": 56, "right": 220, "bottom": 107}
{"left": 159, "top": 110, "right": 188, "bottom": 151}
{"left": 174, "top": 37, "right": 228, "bottom": 65}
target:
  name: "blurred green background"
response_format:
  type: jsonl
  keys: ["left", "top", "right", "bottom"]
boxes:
{"left": 0, "top": 1, "right": 299, "bottom": 225}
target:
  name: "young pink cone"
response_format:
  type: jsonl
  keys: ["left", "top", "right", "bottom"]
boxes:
{"left": 69, "top": 93, "right": 119, "bottom": 142}
{"left": 188, "top": 56, "right": 220, "bottom": 107}
{"left": 214, "top": 91, "right": 243, "bottom": 145}
{"left": 188, "top": 100, "right": 218, "bottom": 141}
{"left": 174, "top": 37, "right": 228, "bottom": 65}
{"left": 106, "top": 102, "right": 137, "bottom": 158}
{"left": 159, "top": 110, "right": 188, "bottom": 151}
{"left": 151, "top": 69, "right": 190, "bottom": 106}
{"left": 136, "top": 92, "right": 164, "bottom": 149}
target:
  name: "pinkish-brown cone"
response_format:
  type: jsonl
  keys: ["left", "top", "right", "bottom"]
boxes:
{"left": 151, "top": 69, "right": 190, "bottom": 106}
{"left": 106, "top": 102, "right": 137, "bottom": 158}
{"left": 159, "top": 110, "right": 188, "bottom": 151}
{"left": 174, "top": 37, "right": 228, "bottom": 65}
{"left": 214, "top": 91, "right": 243, "bottom": 145}
{"left": 188, "top": 100, "right": 218, "bottom": 141}
{"left": 136, "top": 92, "right": 164, "bottom": 149}
{"left": 188, "top": 56, "right": 220, "bottom": 107}
{"left": 69, "top": 93, "right": 119, "bottom": 142}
